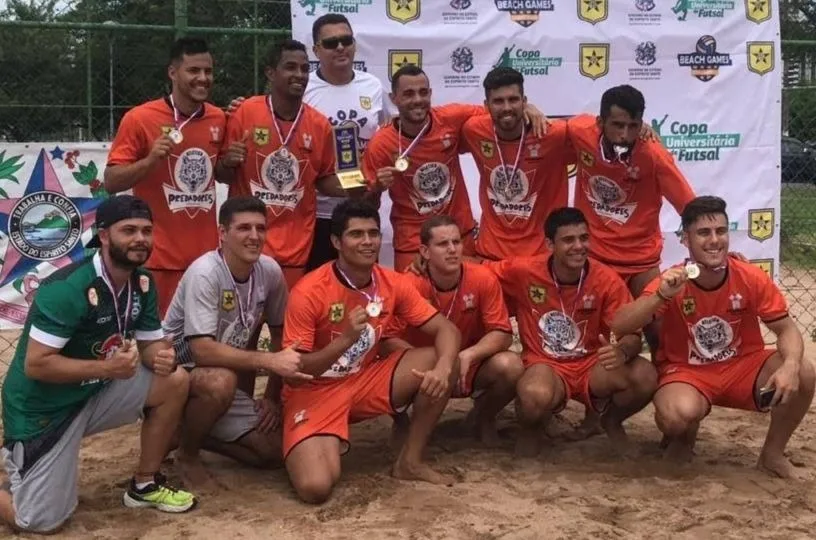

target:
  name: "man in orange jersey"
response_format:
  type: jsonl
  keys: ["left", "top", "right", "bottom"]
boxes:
{"left": 364, "top": 65, "right": 547, "bottom": 271}
{"left": 281, "top": 199, "right": 461, "bottom": 504}
{"left": 382, "top": 216, "right": 523, "bottom": 445}
{"left": 216, "top": 40, "right": 350, "bottom": 290}
{"left": 460, "top": 67, "right": 572, "bottom": 262}
{"left": 486, "top": 208, "right": 657, "bottom": 457}
{"left": 105, "top": 38, "right": 225, "bottom": 317}
{"left": 612, "top": 196, "right": 814, "bottom": 477}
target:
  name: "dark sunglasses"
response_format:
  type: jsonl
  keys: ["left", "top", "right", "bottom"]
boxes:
{"left": 320, "top": 35, "right": 355, "bottom": 50}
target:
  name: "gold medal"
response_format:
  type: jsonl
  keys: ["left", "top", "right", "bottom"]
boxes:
{"left": 395, "top": 157, "right": 409, "bottom": 172}
{"left": 685, "top": 262, "right": 700, "bottom": 279}
{"left": 168, "top": 129, "right": 183, "bottom": 144}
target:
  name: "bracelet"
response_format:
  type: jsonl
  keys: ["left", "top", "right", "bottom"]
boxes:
{"left": 656, "top": 289, "right": 672, "bottom": 302}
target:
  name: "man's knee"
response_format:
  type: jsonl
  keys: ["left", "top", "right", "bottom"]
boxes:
{"left": 191, "top": 368, "right": 238, "bottom": 408}
{"left": 291, "top": 473, "right": 336, "bottom": 505}
{"left": 626, "top": 357, "right": 658, "bottom": 395}
{"left": 12, "top": 506, "right": 71, "bottom": 535}
{"left": 490, "top": 352, "right": 525, "bottom": 386}
{"left": 799, "top": 358, "right": 816, "bottom": 394}
{"left": 516, "top": 376, "right": 560, "bottom": 414}
{"left": 654, "top": 392, "right": 707, "bottom": 435}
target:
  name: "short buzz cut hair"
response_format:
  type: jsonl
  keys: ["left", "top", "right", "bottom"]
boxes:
{"left": 219, "top": 196, "right": 267, "bottom": 227}
{"left": 681, "top": 196, "right": 728, "bottom": 231}
{"left": 330, "top": 199, "right": 381, "bottom": 238}
{"left": 544, "top": 207, "right": 588, "bottom": 240}
{"left": 265, "top": 39, "right": 307, "bottom": 69}
{"left": 600, "top": 84, "right": 646, "bottom": 120}
{"left": 483, "top": 67, "right": 525, "bottom": 99}
{"left": 391, "top": 64, "right": 426, "bottom": 93}
{"left": 169, "top": 37, "right": 209, "bottom": 64}
{"left": 312, "top": 13, "right": 352, "bottom": 44}
{"left": 420, "top": 215, "right": 459, "bottom": 246}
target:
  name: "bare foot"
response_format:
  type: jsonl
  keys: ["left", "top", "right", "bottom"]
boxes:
{"left": 514, "top": 429, "right": 541, "bottom": 458}
{"left": 175, "top": 452, "right": 220, "bottom": 492}
{"left": 663, "top": 438, "right": 694, "bottom": 464}
{"left": 391, "top": 460, "right": 455, "bottom": 486}
{"left": 475, "top": 419, "right": 503, "bottom": 448}
{"left": 563, "top": 413, "right": 604, "bottom": 442}
{"left": 600, "top": 414, "right": 630, "bottom": 454}
{"left": 757, "top": 452, "right": 800, "bottom": 479}
{"left": 389, "top": 413, "right": 410, "bottom": 452}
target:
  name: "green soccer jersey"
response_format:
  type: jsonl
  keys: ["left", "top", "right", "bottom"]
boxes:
{"left": 1, "top": 252, "right": 164, "bottom": 442}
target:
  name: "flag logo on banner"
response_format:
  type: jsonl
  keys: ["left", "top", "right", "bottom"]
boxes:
{"left": 494, "top": 0, "right": 554, "bottom": 27}
{"left": 579, "top": 43, "right": 609, "bottom": 80}
{"left": 577, "top": 0, "right": 607, "bottom": 24}
{"left": 750, "top": 259, "right": 774, "bottom": 279}
{"left": 747, "top": 42, "right": 774, "bottom": 75}
{"left": 387, "top": 0, "right": 420, "bottom": 24}
{"left": 748, "top": 208, "right": 775, "bottom": 242}
{"left": 388, "top": 49, "right": 423, "bottom": 81}
{"left": 744, "top": 0, "right": 771, "bottom": 23}
{"left": 677, "top": 35, "right": 733, "bottom": 82}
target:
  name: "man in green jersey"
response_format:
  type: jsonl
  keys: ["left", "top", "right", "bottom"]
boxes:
{"left": 0, "top": 195, "right": 196, "bottom": 534}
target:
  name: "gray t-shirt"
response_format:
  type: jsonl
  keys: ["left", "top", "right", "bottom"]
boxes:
{"left": 163, "top": 250, "right": 287, "bottom": 367}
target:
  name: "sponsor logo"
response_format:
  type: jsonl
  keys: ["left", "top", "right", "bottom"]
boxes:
{"left": 9, "top": 192, "right": 82, "bottom": 261}
{"left": 329, "top": 302, "right": 345, "bottom": 323}
{"left": 297, "top": 0, "right": 372, "bottom": 16}
{"left": 309, "top": 60, "right": 368, "bottom": 72}
{"left": 578, "top": 0, "right": 607, "bottom": 24}
{"left": 493, "top": 44, "right": 563, "bottom": 76}
{"left": 677, "top": 36, "right": 732, "bottom": 82}
{"left": 388, "top": 49, "right": 423, "bottom": 81}
{"left": 222, "top": 290, "right": 236, "bottom": 311}
{"left": 750, "top": 258, "right": 774, "bottom": 279}
{"left": 529, "top": 285, "right": 547, "bottom": 304}
{"left": 579, "top": 43, "right": 609, "bottom": 79}
{"left": 747, "top": 42, "right": 774, "bottom": 76}
{"left": 387, "top": 0, "right": 420, "bottom": 24}
{"left": 445, "top": 0, "right": 478, "bottom": 24}
{"left": 445, "top": 47, "right": 480, "bottom": 88}
{"left": 744, "top": 0, "right": 770, "bottom": 23}
{"left": 748, "top": 208, "right": 775, "bottom": 242}
{"left": 682, "top": 296, "right": 696, "bottom": 316}
{"left": 651, "top": 114, "right": 740, "bottom": 162}
{"left": 628, "top": 0, "right": 661, "bottom": 25}
{"left": 494, "top": 0, "right": 555, "bottom": 27}
{"left": 629, "top": 41, "right": 661, "bottom": 81}
{"left": 671, "top": 0, "right": 736, "bottom": 21}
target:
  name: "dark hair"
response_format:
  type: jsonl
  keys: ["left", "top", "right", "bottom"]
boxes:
{"left": 312, "top": 13, "right": 352, "bottom": 44}
{"left": 420, "top": 215, "right": 459, "bottom": 245}
{"left": 266, "top": 39, "right": 308, "bottom": 69}
{"left": 169, "top": 37, "right": 209, "bottom": 64}
{"left": 331, "top": 199, "right": 381, "bottom": 238}
{"left": 681, "top": 196, "right": 728, "bottom": 231}
{"left": 545, "top": 207, "right": 588, "bottom": 240}
{"left": 600, "top": 85, "right": 646, "bottom": 120}
{"left": 391, "top": 64, "right": 426, "bottom": 93}
{"left": 483, "top": 67, "right": 525, "bottom": 99}
{"left": 219, "top": 196, "right": 267, "bottom": 227}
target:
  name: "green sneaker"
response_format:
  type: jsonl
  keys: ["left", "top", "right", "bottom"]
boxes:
{"left": 123, "top": 473, "right": 197, "bottom": 513}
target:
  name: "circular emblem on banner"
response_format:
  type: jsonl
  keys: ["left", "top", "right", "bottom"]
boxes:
{"left": 588, "top": 175, "right": 626, "bottom": 206}
{"left": 173, "top": 148, "right": 213, "bottom": 193}
{"left": 9, "top": 191, "right": 82, "bottom": 261}
{"left": 261, "top": 152, "right": 299, "bottom": 193}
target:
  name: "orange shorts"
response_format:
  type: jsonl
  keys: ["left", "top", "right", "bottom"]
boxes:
{"left": 525, "top": 353, "right": 606, "bottom": 412}
{"left": 147, "top": 269, "right": 184, "bottom": 319}
{"left": 280, "top": 266, "right": 305, "bottom": 291}
{"left": 454, "top": 356, "right": 488, "bottom": 399}
{"left": 281, "top": 350, "right": 406, "bottom": 458}
{"left": 657, "top": 349, "right": 774, "bottom": 412}
{"left": 393, "top": 227, "right": 476, "bottom": 272}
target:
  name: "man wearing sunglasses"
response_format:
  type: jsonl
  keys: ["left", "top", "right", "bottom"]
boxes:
{"left": 304, "top": 14, "right": 388, "bottom": 273}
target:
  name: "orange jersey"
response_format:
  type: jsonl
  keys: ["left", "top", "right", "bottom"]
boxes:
{"left": 460, "top": 117, "right": 571, "bottom": 260}
{"left": 282, "top": 263, "right": 438, "bottom": 378}
{"left": 362, "top": 104, "right": 481, "bottom": 254}
{"left": 390, "top": 262, "right": 512, "bottom": 348}
{"left": 107, "top": 98, "right": 225, "bottom": 270}
{"left": 486, "top": 257, "right": 632, "bottom": 363}
{"left": 567, "top": 114, "right": 695, "bottom": 268}
{"left": 642, "top": 259, "right": 789, "bottom": 367}
{"left": 224, "top": 96, "right": 336, "bottom": 266}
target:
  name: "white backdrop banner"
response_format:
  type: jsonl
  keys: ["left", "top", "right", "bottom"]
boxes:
{"left": 292, "top": 0, "right": 782, "bottom": 280}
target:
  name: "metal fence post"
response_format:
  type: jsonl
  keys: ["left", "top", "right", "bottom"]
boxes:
{"left": 175, "top": 0, "right": 188, "bottom": 39}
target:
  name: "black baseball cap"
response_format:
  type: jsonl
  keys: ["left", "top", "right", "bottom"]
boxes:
{"left": 85, "top": 195, "right": 153, "bottom": 249}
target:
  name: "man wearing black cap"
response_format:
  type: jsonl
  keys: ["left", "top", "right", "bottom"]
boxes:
{"left": 0, "top": 195, "right": 197, "bottom": 534}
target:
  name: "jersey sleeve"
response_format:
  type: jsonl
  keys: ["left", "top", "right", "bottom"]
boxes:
{"left": 134, "top": 273, "right": 164, "bottom": 341}
{"left": 478, "top": 271, "right": 512, "bottom": 333}
{"left": 552, "top": 119, "right": 577, "bottom": 166}
{"left": 223, "top": 106, "right": 246, "bottom": 150}
{"left": 481, "top": 259, "right": 520, "bottom": 301}
{"left": 752, "top": 270, "right": 789, "bottom": 323}
{"left": 395, "top": 276, "right": 439, "bottom": 328}
{"left": 27, "top": 282, "right": 87, "bottom": 350}
{"left": 180, "top": 269, "right": 221, "bottom": 340}
{"left": 600, "top": 272, "right": 635, "bottom": 330}
{"left": 262, "top": 259, "right": 288, "bottom": 327}
{"left": 654, "top": 144, "right": 696, "bottom": 214}
{"left": 282, "top": 286, "right": 319, "bottom": 352}
{"left": 107, "top": 110, "right": 147, "bottom": 167}
{"left": 318, "top": 119, "right": 338, "bottom": 178}
{"left": 640, "top": 275, "right": 671, "bottom": 317}
{"left": 362, "top": 131, "right": 391, "bottom": 185}
{"left": 438, "top": 103, "right": 487, "bottom": 130}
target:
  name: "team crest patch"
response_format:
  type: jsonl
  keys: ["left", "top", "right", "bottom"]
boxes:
{"left": 748, "top": 208, "right": 775, "bottom": 242}
{"left": 744, "top": 0, "right": 770, "bottom": 23}
{"left": 578, "top": 0, "right": 608, "bottom": 25}
{"left": 329, "top": 302, "right": 345, "bottom": 323}
{"left": 160, "top": 125, "right": 173, "bottom": 136}
{"left": 580, "top": 150, "right": 595, "bottom": 167}
{"left": 682, "top": 297, "right": 696, "bottom": 316}
{"left": 747, "top": 42, "right": 774, "bottom": 76}
{"left": 480, "top": 140, "right": 494, "bottom": 159}
{"left": 360, "top": 96, "right": 372, "bottom": 110}
{"left": 222, "top": 290, "right": 236, "bottom": 311}
{"left": 579, "top": 43, "right": 610, "bottom": 80}
{"left": 750, "top": 258, "right": 774, "bottom": 279}
{"left": 387, "top": 0, "right": 421, "bottom": 25}
{"left": 139, "top": 275, "right": 149, "bottom": 293}
{"left": 388, "top": 49, "right": 423, "bottom": 81}
{"left": 253, "top": 127, "right": 270, "bottom": 146}
{"left": 528, "top": 285, "right": 547, "bottom": 304}
{"left": 87, "top": 287, "right": 98, "bottom": 307}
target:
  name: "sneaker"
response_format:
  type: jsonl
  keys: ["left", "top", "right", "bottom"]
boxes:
{"left": 123, "top": 473, "right": 197, "bottom": 513}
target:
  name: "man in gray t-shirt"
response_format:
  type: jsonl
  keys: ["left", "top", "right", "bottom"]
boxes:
{"left": 163, "top": 196, "right": 311, "bottom": 490}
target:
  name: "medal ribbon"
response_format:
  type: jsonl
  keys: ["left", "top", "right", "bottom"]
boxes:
{"left": 397, "top": 120, "right": 430, "bottom": 162}
{"left": 218, "top": 249, "right": 254, "bottom": 329}
{"left": 169, "top": 94, "right": 203, "bottom": 134}
{"left": 99, "top": 260, "right": 133, "bottom": 339}
{"left": 492, "top": 122, "right": 526, "bottom": 200}
{"left": 336, "top": 264, "right": 380, "bottom": 308}
{"left": 267, "top": 95, "right": 304, "bottom": 153}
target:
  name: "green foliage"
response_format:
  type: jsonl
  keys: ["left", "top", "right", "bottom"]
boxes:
{"left": 788, "top": 88, "right": 816, "bottom": 143}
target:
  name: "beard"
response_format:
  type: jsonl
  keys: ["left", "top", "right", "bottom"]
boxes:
{"left": 108, "top": 240, "right": 151, "bottom": 269}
